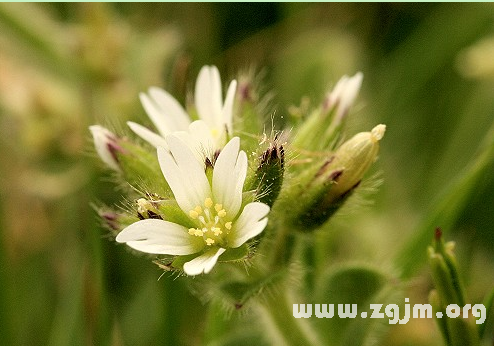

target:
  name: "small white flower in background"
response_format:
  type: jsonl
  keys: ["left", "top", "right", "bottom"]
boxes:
{"left": 128, "top": 65, "right": 237, "bottom": 153}
{"left": 116, "top": 136, "right": 270, "bottom": 275}
{"left": 89, "top": 125, "right": 122, "bottom": 171}
{"left": 324, "top": 72, "right": 363, "bottom": 124}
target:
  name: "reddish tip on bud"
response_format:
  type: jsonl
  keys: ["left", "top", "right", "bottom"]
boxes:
{"left": 435, "top": 227, "right": 443, "bottom": 241}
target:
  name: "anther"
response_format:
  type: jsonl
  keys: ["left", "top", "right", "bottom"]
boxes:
{"left": 212, "top": 227, "right": 222, "bottom": 236}
{"left": 225, "top": 222, "right": 232, "bottom": 230}
{"left": 206, "top": 238, "right": 215, "bottom": 246}
{"left": 204, "top": 198, "right": 213, "bottom": 208}
{"left": 218, "top": 209, "right": 227, "bottom": 218}
{"left": 189, "top": 210, "right": 199, "bottom": 219}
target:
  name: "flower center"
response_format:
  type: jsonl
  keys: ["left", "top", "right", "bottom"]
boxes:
{"left": 187, "top": 197, "right": 232, "bottom": 247}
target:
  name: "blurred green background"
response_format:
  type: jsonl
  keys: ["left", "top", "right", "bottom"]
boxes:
{"left": 0, "top": 3, "right": 493, "bottom": 345}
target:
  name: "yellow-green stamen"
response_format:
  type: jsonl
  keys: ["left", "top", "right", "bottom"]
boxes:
{"left": 187, "top": 197, "right": 232, "bottom": 247}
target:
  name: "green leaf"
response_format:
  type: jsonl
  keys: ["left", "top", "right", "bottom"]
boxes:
{"left": 396, "top": 121, "right": 494, "bottom": 278}
{"left": 313, "top": 264, "right": 398, "bottom": 346}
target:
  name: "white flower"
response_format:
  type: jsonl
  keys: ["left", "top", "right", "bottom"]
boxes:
{"left": 324, "top": 72, "right": 363, "bottom": 123}
{"left": 89, "top": 125, "right": 121, "bottom": 171}
{"left": 115, "top": 136, "right": 270, "bottom": 275}
{"left": 128, "top": 65, "right": 237, "bottom": 152}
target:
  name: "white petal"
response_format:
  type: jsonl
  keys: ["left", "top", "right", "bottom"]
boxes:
{"left": 327, "top": 75, "right": 349, "bottom": 107}
{"left": 127, "top": 121, "right": 168, "bottom": 148}
{"left": 139, "top": 92, "right": 174, "bottom": 137}
{"left": 222, "top": 79, "right": 237, "bottom": 134}
{"left": 172, "top": 130, "right": 205, "bottom": 164}
{"left": 158, "top": 136, "right": 210, "bottom": 213}
{"left": 171, "top": 123, "right": 215, "bottom": 164}
{"left": 183, "top": 247, "right": 226, "bottom": 275}
{"left": 212, "top": 137, "right": 246, "bottom": 216}
{"left": 229, "top": 150, "right": 247, "bottom": 216}
{"left": 116, "top": 219, "right": 202, "bottom": 255}
{"left": 209, "top": 66, "right": 223, "bottom": 126}
{"left": 195, "top": 66, "right": 223, "bottom": 129}
{"left": 228, "top": 202, "right": 270, "bottom": 248}
{"left": 188, "top": 120, "right": 216, "bottom": 157}
{"left": 335, "top": 72, "right": 363, "bottom": 121}
{"left": 148, "top": 87, "right": 191, "bottom": 131}
{"left": 89, "top": 125, "right": 120, "bottom": 171}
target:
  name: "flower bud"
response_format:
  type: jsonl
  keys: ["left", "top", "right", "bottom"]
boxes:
{"left": 322, "top": 124, "right": 386, "bottom": 204}
{"left": 97, "top": 209, "right": 139, "bottom": 235}
{"left": 251, "top": 141, "right": 285, "bottom": 207}
{"left": 323, "top": 72, "right": 363, "bottom": 123}
{"left": 282, "top": 124, "right": 385, "bottom": 231}
{"left": 428, "top": 228, "right": 479, "bottom": 346}
{"left": 89, "top": 125, "right": 169, "bottom": 195}
{"left": 89, "top": 125, "right": 123, "bottom": 171}
{"left": 292, "top": 73, "right": 363, "bottom": 151}
{"left": 428, "top": 228, "right": 466, "bottom": 306}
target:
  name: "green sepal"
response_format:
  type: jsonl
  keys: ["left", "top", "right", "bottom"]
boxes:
{"left": 250, "top": 142, "right": 285, "bottom": 207}
{"left": 428, "top": 230, "right": 481, "bottom": 346}
{"left": 167, "top": 245, "right": 250, "bottom": 273}
{"left": 171, "top": 253, "right": 198, "bottom": 270}
{"left": 116, "top": 140, "right": 170, "bottom": 197}
{"left": 441, "top": 242, "right": 467, "bottom": 306}
{"left": 429, "top": 229, "right": 467, "bottom": 306}
{"left": 291, "top": 107, "right": 339, "bottom": 152}
{"left": 234, "top": 102, "right": 265, "bottom": 152}
{"left": 279, "top": 160, "right": 350, "bottom": 232}
{"left": 157, "top": 200, "right": 195, "bottom": 228}
{"left": 219, "top": 244, "right": 249, "bottom": 262}
{"left": 297, "top": 183, "right": 355, "bottom": 231}
{"left": 428, "top": 247, "right": 460, "bottom": 306}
